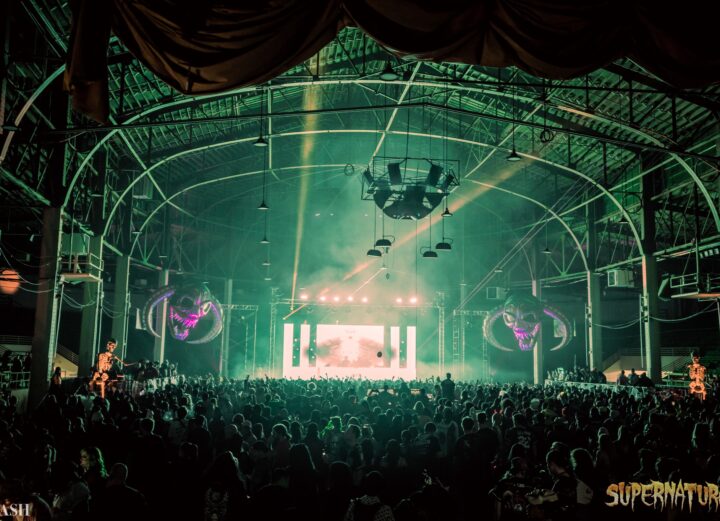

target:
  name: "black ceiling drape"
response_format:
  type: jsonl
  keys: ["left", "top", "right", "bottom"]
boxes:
{"left": 64, "top": 0, "right": 720, "bottom": 123}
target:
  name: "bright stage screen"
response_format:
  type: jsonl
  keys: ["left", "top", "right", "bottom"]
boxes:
{"left": 282, "top": 323, "right": 416, "bottom": 380}
{"left": 316, "top": 324, "right": 384, "bottom": 368}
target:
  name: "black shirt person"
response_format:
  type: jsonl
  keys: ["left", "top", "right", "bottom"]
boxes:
{"left": 440, "top": 373, "right": 455, "bottom": 402}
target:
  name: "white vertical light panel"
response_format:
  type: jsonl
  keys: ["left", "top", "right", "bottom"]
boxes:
{"left": 390, "top": 326, "right": 400, "bottom": 369}
{"left": 406, "top": 326, "right": 416, "bottom": 376}
{"left": 299, "top": 324, "right": 310, "bottom": 367}
{"left": 282, "top": 323, "right": 294, "bottom": 377}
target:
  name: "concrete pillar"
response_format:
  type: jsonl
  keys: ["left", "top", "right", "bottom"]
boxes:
{"left": 586, "top": 199, "right": 604, "bottom": 371}
{"left": 219, "top": 278, "right": 232, "bottom": 377}
{"left": 78, "top": 235, "right": 103, "bottom": 377}
{"left": 153, "top": 269, "right": 169, "bottom": 362}
{"left": 641, "top": 166, "right": 662, "bottom": 382}
{"left": 29, "top": 208, "right": 63, "bottom": 409}
{"left": 111, "top": 255, "right": 131, "bottom": 360}
{"left": 532, "top": 276, "right": 543, "bottom": 385}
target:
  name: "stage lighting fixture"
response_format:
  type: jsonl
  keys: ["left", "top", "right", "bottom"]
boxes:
{"left": 396, "top": 297, "right": 403, "bottom": 304}
{"left": 618, "top": 215, "right": 629, "bottom": 225}
{"left": 264, "top": 275, "right": 272, "bottom": 281}
{"left": 367, "top": 248, "right": 382, "bottom": 257}
{"left": 506, "top": 147, "right": 521, "bottom": 162}
{"left": 375, "top": 237, "right": 392, "bottom": 248}
{"left": 425, "top": 163, "right": 443, "bottom": 187}
{"left": 319, "top": 296, "right": 327, "bottom": 301}
{"left": 300, "top": 294, "right": 308, "bottom": 300}
{"left": 379, "top": 60, "right": 399, "bottom": 81}
{"left": 258, "top": 200, "right": 269, "bottom": 210}
{"left": 361, "top": 297, "right": 368, "bottom": 303}
{"left": 262, "top": 260, "right": 271, "bottom": 266}
{"left": 422, "top": 249, "right": 438, "bottom": 258}
{"left": 347, "top": 296, "right": 354, "bottom": 302}
{"left": 542, "top": 247, "right": 552, "bottom": 255}
{"left": 362, "top": 168, "right": 374, "bottom": 188}
{"left": 333, "top": 296, "right": 340, "bottom": 302}
{"left": 410, "top": 297, "right": 418, "bottom": 304}
{"left": 260, "top": 235, "right": 270, "bottom": 244}
{"left": 254, "top": 135, "right": 269, "bottom": 147}
{"left": 436, "top": 241, "right": 452, "bottom": 251}
{"left": 442, "top": 207, "right": 452, "bottom": 217}
{"left": 387, "top": 163, "right": 403, "bottom": 185}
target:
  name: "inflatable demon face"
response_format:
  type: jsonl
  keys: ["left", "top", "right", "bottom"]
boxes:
{"left": 502, "top": 294, "right": 543, "bottom": 351}
{"left": 143, "top": 285, "right": 223, "bottom": 343}
{"left": 483, "top": 294, "right": 570, "bottom": 352}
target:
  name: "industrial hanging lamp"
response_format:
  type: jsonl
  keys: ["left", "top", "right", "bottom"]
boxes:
{"left": 254, "top": 87, "right": 269, "bottom": 147}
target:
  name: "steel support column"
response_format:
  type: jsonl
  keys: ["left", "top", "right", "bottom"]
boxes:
{"left": 268, "top": 287, "right": 280, "bottom": 376}
{"left": 29, "top": 208, "right": 63, "bottom": 409}
{"left": 29, "top": 79, "right": 67, "bottom": 409}
{"left": 586, "top": 199, "right": 604, "bottom": 371}
{"left": 219, "top": 278, "right": 232, "bottom": 378}
{"left": 77, "top": 235, "right": 104, "bottom": 377}
{"left": 436, "top": 291, "right": 446, "bottom": 377}
{"left": 641, "top": 167, "right": 662, "bottom": 382}
{"left": 532, "top": 251, "right": 543, "bottom": 385}
{"left": 153, "top": 269, "right": 169, "bottom": 362}
{"left": 111, "top": 255, "right": 131, "bottom": 360}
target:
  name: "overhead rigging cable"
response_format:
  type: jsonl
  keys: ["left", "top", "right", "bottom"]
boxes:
{"left": 593, "top": 318, "right": 641, "bottom": 329}
{"left": 591, "top": 302, "right": 717, "bottom": 329}
{"left": 651, "top": 302, "right": 717, "bottom": 322}
{"left": 0, "top": 247, "right": 43, "bottom": 285}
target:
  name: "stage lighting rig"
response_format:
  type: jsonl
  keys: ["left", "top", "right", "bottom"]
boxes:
{"left": 360, "top": 157, "right": 459, "bottom": 220}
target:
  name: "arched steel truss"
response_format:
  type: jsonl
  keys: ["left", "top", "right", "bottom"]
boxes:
{"left": 3, "top": 69, "right": 716, "bottom": 251}
{"left": 117, "top": 129, "right": 641, "bottom": 263}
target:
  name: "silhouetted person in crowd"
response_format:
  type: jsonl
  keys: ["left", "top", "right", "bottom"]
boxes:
{"left": 344, "top": 471, "right": 394, "bottom": 521}
{"left": 91, "top": 463, "right": 146, "bottom": 521}
{"left": 616, "top": 370, "right": 629, "bottom": 385}
{"left": 441, "top": 373, "right": 455, "bottom": 401}
{"left": 629, "top": 368, "right": 639, "bottom": 386}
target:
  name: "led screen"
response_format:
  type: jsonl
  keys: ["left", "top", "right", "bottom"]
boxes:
{"left": 315, "top": 324, "right": 384, "bottom": 368}
{"left": 282, "top": 323, "right": 416, "bottom": 379}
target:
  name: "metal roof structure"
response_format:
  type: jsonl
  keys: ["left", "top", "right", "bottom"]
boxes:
{"left": 1, "top": 0, "right": 719, "bottom": 296}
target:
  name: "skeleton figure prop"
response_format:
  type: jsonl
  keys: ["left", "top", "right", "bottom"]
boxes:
{"left": 142, "top": 284, "right": 223, "bottom": 343}
{"left": 483, "top": 294, "right": 571, "bottom": 352}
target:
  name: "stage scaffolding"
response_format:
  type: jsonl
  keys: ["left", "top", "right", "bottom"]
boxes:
{"left": 268, "top": 290, "right": 447, "bottom": 378}
{"left": 451, "top": 309, "right": 489, "bottom": 381}
{"left": 219, "top": 304, "right": 259, "bottom": 377}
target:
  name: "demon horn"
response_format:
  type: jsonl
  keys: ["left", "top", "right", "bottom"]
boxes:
{"left": 142, "top": 285, "right": 176, "bottom": 339}
{"left": 483, "top": 307, "right": 514, "bottom": 352}
{"left": 543, "top": 305, "right": 571, "bottom": 351}
{"left": 186, "top": 299, "right": 224, "bottom": 344}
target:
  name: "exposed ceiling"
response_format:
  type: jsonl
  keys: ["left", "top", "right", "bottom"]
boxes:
{"left": 1, "top": 0, "right": 719, "bottom": 300}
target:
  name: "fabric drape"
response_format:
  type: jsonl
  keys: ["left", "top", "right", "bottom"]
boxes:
{"left": 64, "top": 0, "right": 720, "bottom": 123}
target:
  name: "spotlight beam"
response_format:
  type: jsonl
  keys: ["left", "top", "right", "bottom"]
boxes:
{"left": 291, "top": 86, "right": 319, "bottom": 308}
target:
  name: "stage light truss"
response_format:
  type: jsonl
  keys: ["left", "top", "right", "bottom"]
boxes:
{"left": 361, "top": 156, "right": 460, "bottom": 220}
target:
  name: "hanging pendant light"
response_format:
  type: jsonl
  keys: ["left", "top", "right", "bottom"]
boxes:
{"left": 422, "top": 214, "right": 437, "bottom": 258}
{"left": 379, "top": 60, "right": 399, "bottom": 81}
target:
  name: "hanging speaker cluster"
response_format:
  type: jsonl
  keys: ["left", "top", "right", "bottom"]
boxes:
{"left": 361, "top": 158, "right": 458, "bottom": 221}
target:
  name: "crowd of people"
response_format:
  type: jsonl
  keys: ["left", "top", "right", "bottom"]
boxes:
{"left": 546, "top": 367, "right": 608, "bottom": 385}
{"left": 0, "top": 351, "right": 31, "bottom": 389}
{"left": 0, "top": 370, "right": 718, "bottom": 520}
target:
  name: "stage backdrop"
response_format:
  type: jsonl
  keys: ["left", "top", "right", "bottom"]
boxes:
{"left": 282, "top": 322, "right": 416, "bottom": 379}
